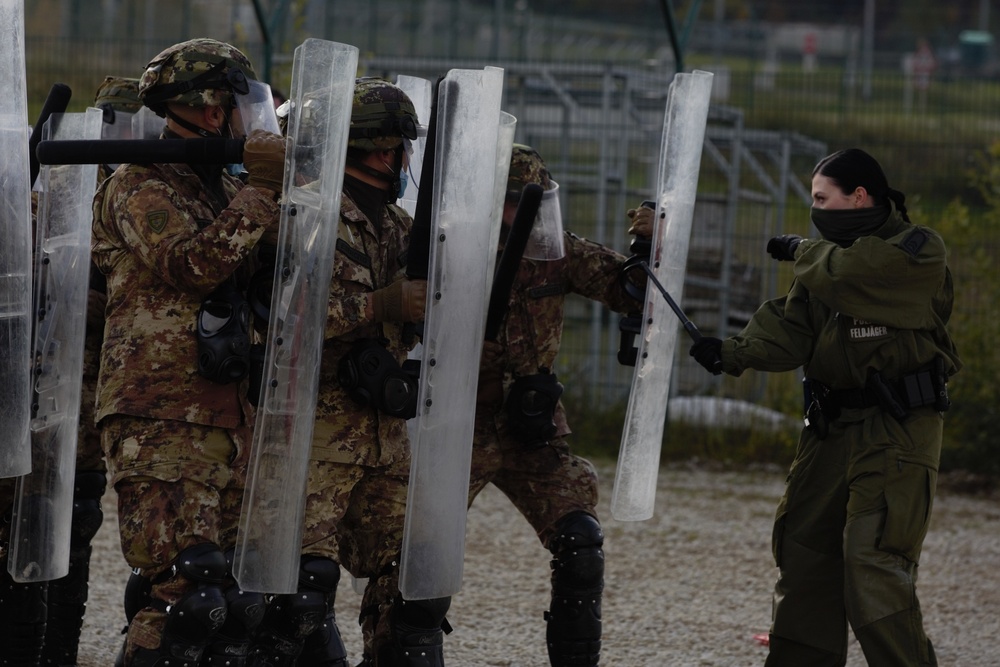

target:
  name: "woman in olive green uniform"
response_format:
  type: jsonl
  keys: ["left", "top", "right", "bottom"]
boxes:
{"left": 690, "top": 148, "right": 960, "bottom": 667}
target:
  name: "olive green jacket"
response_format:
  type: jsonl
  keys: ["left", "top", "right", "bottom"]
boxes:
{"left": 721, "top": 205, "right": 961, "bottom": 390}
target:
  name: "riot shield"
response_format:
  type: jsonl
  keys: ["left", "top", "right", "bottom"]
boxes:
{"left": 9, "top": 108, "right": 103, "bottom": 581}
{"left": 611, "top": 70, "right": 713, "bottom": 521}
{"left": 394, "top": 75, "right": 432, "bottom": 217}
{"left": 399, "top": 68, "right": 513, "bottom": 600}
{"left": 234, "top": 38, "right": 357, "bottom": 594}
{"left": 0, "top": 0, "right": 32, "bottom": 478}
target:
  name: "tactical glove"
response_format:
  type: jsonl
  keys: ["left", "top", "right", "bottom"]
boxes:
{"left": 243, "top": 129, "right": 286, "bottom": 194}
{"left": 766, "top": 234, "right": 803, "bottom": 262}
{"left": 371, "top": 278, "right": 427, "bottom": 323}
{"left": 626, "top": 204, "right": 658, "bottom": 238}
{"left": 689, "top": 336, "right": 723, "bottom": 375}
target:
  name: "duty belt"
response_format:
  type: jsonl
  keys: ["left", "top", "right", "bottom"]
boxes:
{"left": 804, "top": 359, "right": 950, "bottom": 439}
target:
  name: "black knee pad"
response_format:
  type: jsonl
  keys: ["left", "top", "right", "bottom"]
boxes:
{"left": 299, "top": 611, "right": 350, "bottom": 667}
{"left": 545, "top": 512, "right": 604, "bottom": 667}
{"left": 154, "top": 544, "right": 228, "bottom": 664}
{"left": 0, "top": 568, "right": 48, "bottom": 664}
{"left": 200, "top": 548, "right": 267, "bottom": 666}
{"left": 247, "top": 555, "right": 340, "bottom": 666}
{"left": 124, "top": 568, "right": 153, "bottom": 623}
{"left": 378, "top": 596, "right": 451, "bottom": 667}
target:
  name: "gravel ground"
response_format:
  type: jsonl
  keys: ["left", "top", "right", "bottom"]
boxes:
{"left": 78, "top": 462, "right": 1000, "bottom": 666}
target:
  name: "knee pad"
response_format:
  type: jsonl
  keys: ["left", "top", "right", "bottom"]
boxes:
{"left": 377, "top": 596, "right": 451, "bottom": 667}
{"left": 248, "top": 555, "right": 340, "bottom": 666}
{"left": 70, "top": 470, "right": 107, "bottom": 547}
{"left": 545, "top": 512, "right": 604, "bottom": 667}
{"left": 124, "top": 568, "right": 153, "bottom": 623}
{"left": 0, "top": 569, "right": 48, "bottom": 664}
{"left": 299, "top": 611, "right": 349, "bottom": 667}
{"left": 200, "top": 548, "right": 267, "bottom": 666}
{"left": 154, "top": 543, "right": 228, "bottom": 664}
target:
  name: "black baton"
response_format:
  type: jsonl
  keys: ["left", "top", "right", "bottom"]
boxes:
{"left": 36, "top": 137, "right": 245, "bottom": 166}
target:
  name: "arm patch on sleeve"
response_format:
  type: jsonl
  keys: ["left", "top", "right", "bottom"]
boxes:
{"left": 146, "top": 210, "right": 168, "bottom": 233}
{"left": 899, "top": 228, "right": 928, "bottom": 257}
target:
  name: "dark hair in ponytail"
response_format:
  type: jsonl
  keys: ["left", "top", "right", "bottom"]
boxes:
{"left": 813, "top": 148, "right": 910, "bottom": 221}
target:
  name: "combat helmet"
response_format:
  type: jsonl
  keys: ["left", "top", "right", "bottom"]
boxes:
{"left": 138, "top": 38, "right": 256, "bottom": 117}
{"left": 506, "top": 144, "right": 553, "bottom": 202}
{"left": 94, "top": 76, "right": 142, "bottom": 115}
{"left": 348, "top": 77, "right": 418, "bottom": 151}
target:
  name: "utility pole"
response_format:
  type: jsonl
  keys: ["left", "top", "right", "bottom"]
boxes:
{"left": 862, "top": 0, "right": 874, "bottom": 100}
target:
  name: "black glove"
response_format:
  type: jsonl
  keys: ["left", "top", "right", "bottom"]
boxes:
{"left": 766, "top": 234, "right": 803, "bottom": 262}
{"left": 689, "top": 337, "right": 723, "bottom": 375}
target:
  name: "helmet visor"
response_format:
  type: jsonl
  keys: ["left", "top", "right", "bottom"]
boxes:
{"left": 524, "top": 181, "right": 566, "bottom": 260}
{"left": 234, "top": 79, "right": 281, "bottom": 137}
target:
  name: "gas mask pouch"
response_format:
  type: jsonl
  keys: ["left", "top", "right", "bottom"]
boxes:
{"left": 505, "top": 370, "right": 564, "bottom": 445}
{"left": 196, "top": 280, "right": 251, "bottom": 384}
{"left": 337, "top": 338, "right": 419, "bottom": 419}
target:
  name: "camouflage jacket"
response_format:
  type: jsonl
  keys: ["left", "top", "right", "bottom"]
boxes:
{"left": 482, "top": 231, "right": 640, "bottom": 436}
{"left": 310, "top": 191, "right": 415, "bottom": 467}
{"left": 91, "top": 161, "right": 279, "bottom": 429}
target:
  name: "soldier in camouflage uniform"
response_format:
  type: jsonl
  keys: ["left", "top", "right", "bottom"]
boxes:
{"left": 247, "top": 76, "right": 438, "bottom": 667}
{"left": 690, "top": 148, "right": 961, "bottom": 666}
{"left": 462, "top": 145, "right": 643, "bottom": 666}
{"left": 0, "top": 76, "right": 145, "bottom": 667}
{"left": 90, "top": 38, "right": 284, "bottom": 667}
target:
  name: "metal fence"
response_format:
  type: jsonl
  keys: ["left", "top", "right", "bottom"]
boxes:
{"left": 24, "top": 5, "right": 1000, "bottom": 417}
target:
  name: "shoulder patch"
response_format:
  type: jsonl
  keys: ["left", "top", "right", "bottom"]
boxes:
{"left": 146, "top": 210, "right": 168, "bottom": 233}
{"left": 899, "top": 228, "right": 928, "bottom": 257}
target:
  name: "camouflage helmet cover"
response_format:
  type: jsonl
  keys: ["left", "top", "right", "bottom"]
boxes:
{"left": 138, "top": 38, "right": 256, "bottom": 115}
{"left": 348, "top": 77, "right": 418, "bottom": 151}
{"left": 506, "top": 144, "right": 552, "bottom": 201}
{"left": 94, "top": 76, "right": 142, "bottom": 115}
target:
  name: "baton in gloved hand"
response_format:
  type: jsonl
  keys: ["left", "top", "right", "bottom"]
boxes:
{"left": 638, "top": 260, "right": 722, "bottom": 373}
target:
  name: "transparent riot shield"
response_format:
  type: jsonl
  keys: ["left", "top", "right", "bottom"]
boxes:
{"left": 0, "top": 0, "right": 32, "bottom": 478}
{"left": 611, "top": 70, "right": 714, "bottom": 521}
{"left": 9, "top": 108, "right": 103, "bottom": 581}
{"left": 399, "top": 67, "right": 512, "bottom": 600}
{"left": 234, "top": 38, "right": 357, "bottom": 594}
{"left": 395, "top": 75, "right": 432, "bottom": 217}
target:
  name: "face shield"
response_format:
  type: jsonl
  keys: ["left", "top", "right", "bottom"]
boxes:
{"left": 99, "top": 107, "right": 134, "bottom": 141}
{"left": 523, "top": 180, "right": 566, "bottom": 260}
{"left": 132, "top": 106, "right": 165, "bottom": 140}
{"left": 234, "top": 79, "right": 281, "bottom": 137}
{"left": 100, "top": 108, "right": 134, "bottom": 170}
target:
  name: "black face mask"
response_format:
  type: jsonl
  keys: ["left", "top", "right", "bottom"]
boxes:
{"left": 810, "top": 204, "right": 890, "bottom": 248}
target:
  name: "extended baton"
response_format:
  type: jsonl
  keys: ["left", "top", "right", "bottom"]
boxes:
{"left": 36, "top": 137, "right": 245, "bottom": 166}
{"left": 638, "top": 260, "right": 722, "bottom": 373}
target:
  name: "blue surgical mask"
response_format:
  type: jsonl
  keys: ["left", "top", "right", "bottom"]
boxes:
{"left": 398, "top": 169, "right": 409, "bottom": 198}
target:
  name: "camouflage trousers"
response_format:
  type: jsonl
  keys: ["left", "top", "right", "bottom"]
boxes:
{"left": 469, "top": 411, "right": 600, "bottom": 547}
{"left": 302, "top": 459, "right": 409, "bottom": 662}
{"left": 101, "top": 415, "right": 251, "bottom": 657}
